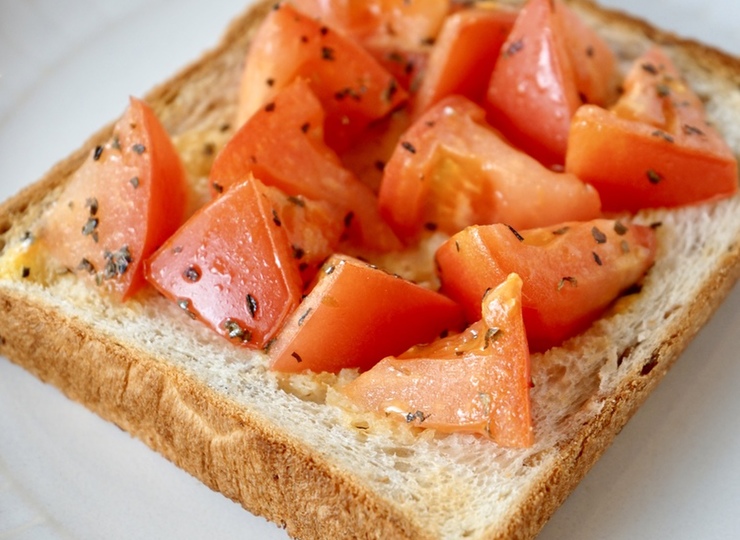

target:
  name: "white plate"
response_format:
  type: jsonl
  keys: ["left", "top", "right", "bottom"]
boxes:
{"left": 1, "top": 1, "right": 739, "bottom": 539}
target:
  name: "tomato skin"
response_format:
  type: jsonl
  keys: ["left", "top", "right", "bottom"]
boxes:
{"left": 40, "top": 97, "right": 187, "bottom": 300}
{"left": 268, "top": 255, "right": 464, "bottom": 373}
{"left": 566, "top": 47, "right": 738, "bottom": 212}
{"left": 145, "top": 175, "right": 303, "bottom": 348}
{"left": 237, "top": 3, "right": 407, "bottom": 153}
{"left": 341, "top": 273, "right": 533, "bottom": 447}
{"left": 211, "top": 77, "right": 402, "bottom": 253}
{"left": 413, "top": 6, "right": 517, "bottom": 118}
{"left": 378, "top": 95, "right": 601, "bottom": 242}
{"left": 435, "top": 219, "right": 657, "bottom": 351}
{"left": 485, "top": 0, "right": 617, "bottom": 166}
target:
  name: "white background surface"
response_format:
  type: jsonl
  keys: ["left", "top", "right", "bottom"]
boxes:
{"left": 1, "top": 1, "right": 739, "bottom": 539}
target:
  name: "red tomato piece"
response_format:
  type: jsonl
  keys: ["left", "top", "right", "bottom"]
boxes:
{"left": 339, "top": 108, "right": 412, "bottom": 194}
{"left": 378, "top": 95, "right": 601, "bottom": 242}
{"left": 145, "top": 175, "right": 303, "bottom": 348}
{"left": 211, "top": 77, "right": 402, "bottom": 253}
{"left": 236, "top": 3, "right": 407, "bottom": 152}
{"left": 265, "top": 188, "right": 344, "bottom": 287}
{"left": 40, "top": 97, "right": 187, "bottom": 300}
{"left": 485, "top": 0, "right": 617, "bottom": 166}
{"left": 268, "top": 254, "right": 464, "bottom": 373}
{"left": 558, "top": 2, "right": 618, "bottom": 107}
{"left": 363, "top": 45, "right": 428, "bottom": 93}
{"left": 413, "top": 6, "right": 517, "bottom": 118}
{"left": 289, "top": 0, "right": 445, "bottom": 93}
{"left": 435, "top": 219, "right": 657, "bottom": 351}
{"left": 289, "top": 0, "right": 449, "bottom": 54}
{"left": 566, "top": 47, "right": 738, "bottom": 212}
{"left": 341, "top": 273, "right": 533, "bottom": 447}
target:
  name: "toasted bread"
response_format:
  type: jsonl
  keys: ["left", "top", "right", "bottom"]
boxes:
{"left": 1, "top": 1, "right": 740, "bottom": 539}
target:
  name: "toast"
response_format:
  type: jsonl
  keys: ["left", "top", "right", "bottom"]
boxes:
{"left": 2, "top": 1, "right": 740, "bottom": 539}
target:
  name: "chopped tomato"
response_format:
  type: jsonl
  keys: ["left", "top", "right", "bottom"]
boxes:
{"left": 435, "top": 219, "right": 656, "bottom": 351}
{"left": 268, "top": 254, "right": 464, "bottom": 373}
{"left": 413, "top": 6, "right": 517, "bottom": 118}
{"left": 363, "top": 44, "right": 428, "bottom": 92}
{"left": 288, "top": 0, "right": 444, "bottom": 93}
{"left": 558, "top": 2, "right": 618, "bottom": 107}
{"left": 236, "top": 3, "right": 407, "bottom": 152}
{"left": 378, "top": 95, "right": 601, "bottom": 242}
{"left": 485, "top": 0, "right": 617, "bottom": 166}
{"left": 566, "top": 47, "right": 739, "bottom": 212}
{"left": 211, "top": 77, "right": 402, "bottom": 253}
{"left": 289, "top": 0, "right": 449, "bottom": 54}
{"left": 339, "top": 108, "right": 412, "bottom": 194}
{"left": 265, "top": 188, "right": 344, "bottom": 287}
{"left": 341, "top": 273, "right": 533, "bottom": 447}
{"left": 39, "top": 97, "right": 187, "bottom": 300}
{"left": 145, "top": 175, "right": 303, "bottom": 348}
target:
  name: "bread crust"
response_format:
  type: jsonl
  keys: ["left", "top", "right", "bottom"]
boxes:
{"left": 0, "top": 285, "right": 432, "bottom": 540}
{"left": 2, "top": 1, "right": 740, "bottom": 539}
{"left": 493, "top": 242, "right": 740, "bottom": 539}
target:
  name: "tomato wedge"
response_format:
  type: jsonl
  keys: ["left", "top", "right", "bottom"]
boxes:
{"left": 485, "top": 0, "right": 617, "bottom": 166}
{"left": 268, "top": 254, "right": 464, "bottom": 373}
{"left": 341, "top": 273, "right": 533, "bottom": 447}
{"left": 236, "top": 3, "right": 407, "bottom": 152}
{"left": 364, "top": 45, "right": 428, "bottom": 93}
{"left": 566, "top": 47, "right": 738, "bottom": 212}
{"left": 378, "top": 95, "right": 601, "bottom": 242}
{"left": 558, "top": 1, "right": 618, "bottom": 107}
{"left": 288, "top": 0, "right": 445, "bottom": 93}
{"left": 39, "top": 97, "right": 187, "bottom": 300}
{"left": 413, "top": 6, "right": 517, "bottom": 118}
{"left": 265, "top": 188, "right": 344, "bottom": 287}
{"left": 145, "top": 175, "right": 303, "bottom": 348}
{"left": 211, "top": 77, "right": 402, "bottom": 253}
{"left": 435, "top": 219, "right": 656, "bottom": 351}
{"left": 289, "top": 0, "right": 449, "bottom": 54}
{"left": 339, "top": 108, "right": 412, "bottom": 194}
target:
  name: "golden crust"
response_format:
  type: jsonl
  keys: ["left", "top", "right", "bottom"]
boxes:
{"left": 0, "top": 286, "right": 428, "bottom": 540}
{"left": 503, "top": 239, "right": 740, "bottom": 540}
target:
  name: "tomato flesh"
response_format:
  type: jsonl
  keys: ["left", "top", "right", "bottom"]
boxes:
{"left": 265, "top": 188, "right": 345, "bottom": 288}
{"left": 211, "top": 77, "right": 402, "bottom": 253}
{"left": 269, "top": 254, "right": 464, "bottom": 373}
{"left": 288, "top": 0, "right": 446, "bottom": 94}
{"left": 339, "top": 108, "right": 412, "bottom": 194}
{"left": 341, "top": 273, "right": 533, "bottom": 447}
{"left": 237, "top": 3, "right": 407, "bottom": 152}
{"left": 485, "top": 0, "right": 616, "bottom": 166}
{"left": 364, "top": 45, "right": 428, "bottom": 93}
{"left": 413, "top": 6, "right": 517, "bottom": 118}
{"left": 558, "top": 1, "right": 618, "bottom": 107}
{"left": 378, "top": 95, "right": 601, "bottom": 242}
{"left": 566, "top": 47, "right": 739, "bottom": 212}
{"left": 435, "top": 219, "right": 657, "bottom": 351}
{"left": 40, "top": 97, "right": 187, "bottom": 300}
{"left": 289, "top": 0, "right": 449, "bottom": 54}
{"left": 145, "top": 176, "right": 303, "bottom": 348}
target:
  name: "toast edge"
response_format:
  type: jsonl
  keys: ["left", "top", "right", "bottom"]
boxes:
{"left": 0, "top": 285, "right": 434, "bottom": 540}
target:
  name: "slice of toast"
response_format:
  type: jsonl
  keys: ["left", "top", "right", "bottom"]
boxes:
{"left": 2, "top": 1, "right": 740, "bottom": 539}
